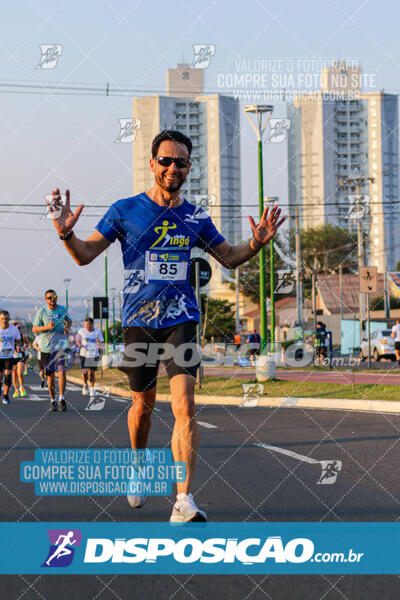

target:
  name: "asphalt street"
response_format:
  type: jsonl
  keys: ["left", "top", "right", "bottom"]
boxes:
{"left": 1, "top": 371, "right": 399, "bottom": 599}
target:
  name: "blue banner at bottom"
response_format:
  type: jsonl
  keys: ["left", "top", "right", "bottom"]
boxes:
{"left": 0, "top": 522, "right": 398, "bottom": 574}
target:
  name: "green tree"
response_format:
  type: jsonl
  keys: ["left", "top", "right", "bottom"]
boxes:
{"left": 290, "top": 224, "right": 358, "bottom": 298}
{"left": 370, "top": 295, "right": 400, "bottom": 311}
{"left": 201, "top": 296, "right": 236, "bottom": 342}
{"left": 230, "top": 233, "right": 290, "bottom": 305}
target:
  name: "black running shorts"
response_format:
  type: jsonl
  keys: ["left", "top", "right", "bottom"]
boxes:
{"left": 395, "top": 341, "right": 400, "bottom": 351}
{"left": 119, "top": 321, "right": 200, "bottom": 392}
{"left": 0, "top": 358, "right": 14, "bottom": 372}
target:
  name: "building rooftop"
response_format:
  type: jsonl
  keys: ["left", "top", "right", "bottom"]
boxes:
{"left": 317, "top": 273, "right": 384, "bottom": 315}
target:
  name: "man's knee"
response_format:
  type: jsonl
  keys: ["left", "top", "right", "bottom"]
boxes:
{"left": 172, "top": 393, "right": 196, "bottom": 420}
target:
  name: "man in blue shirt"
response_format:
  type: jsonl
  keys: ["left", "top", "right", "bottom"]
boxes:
{"left": 48, "top": 129, "right": 284, "bottom": 522}
{"left": 32, "top": 290, "right": 72, "bottom": 412}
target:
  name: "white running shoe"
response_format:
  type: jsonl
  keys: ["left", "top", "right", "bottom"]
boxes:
{"left": 127, "top": 470, "right": 148, "bottom": 508}
{"left": 127, "top": 450, "right": 150, "bottom": 509}
{"left": 82, "top": 385, "right": 89, "bottom": 396}
{"left": 127, "top": 493, "right": 148, "bottom": 509}
{"left": 170, "top": 493, "right": 207, "bottom": 523}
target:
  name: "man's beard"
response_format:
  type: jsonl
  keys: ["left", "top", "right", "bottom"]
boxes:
{"left": 156, "top": 172, "right": 184, "bottom": 193}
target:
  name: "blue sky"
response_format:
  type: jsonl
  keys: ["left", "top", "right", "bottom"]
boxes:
{"left": 0, "top": 0, "right": 399, "bottom": 313}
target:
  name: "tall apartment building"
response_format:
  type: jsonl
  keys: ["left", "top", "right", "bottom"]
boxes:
{"left": 133, "top": 64, "right": 242, "bottom": 298}
{"left": 288, "top": 61, "right": 399, "bottom": 272}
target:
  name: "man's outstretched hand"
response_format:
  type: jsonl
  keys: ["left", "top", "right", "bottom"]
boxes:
{"left": 248, "top": 205, "right": 285, "bottom": 248}
{"left": 47, "top": 188, "right": 84, "bottom": 235}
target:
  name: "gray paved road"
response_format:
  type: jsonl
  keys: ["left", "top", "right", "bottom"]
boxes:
{"left": 1, "top": 371, "right": 399, "bottom": 599}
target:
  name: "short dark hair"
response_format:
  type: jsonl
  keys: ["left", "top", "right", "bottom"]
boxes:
{"left": 151, "top": 130, "right": 192, "bottom": 158}
{"left": 85, "top": 317, "right": 94, "bottom": 324}
{"left": 0, "top": 310, "right": 9, "bottom": 317}
{"left": 45, "top": 289, "right": 57, "bottom": 298}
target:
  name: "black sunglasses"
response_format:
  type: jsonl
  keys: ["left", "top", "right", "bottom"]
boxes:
{"left": 155, "top": 156, "right": 189, "bottom": 168}
{"left": 46, "top": 295, "right": 57, "bottom": 300}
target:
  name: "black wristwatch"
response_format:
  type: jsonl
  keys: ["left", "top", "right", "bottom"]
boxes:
{"left": 59, "top": 231, "right": 73, "bottom": 241}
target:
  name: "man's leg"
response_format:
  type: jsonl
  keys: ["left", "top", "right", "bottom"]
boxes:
{"left": 58, "top": 370, "right": 66, "bottom": 396}
{"left": 3, "top": 369, "right": 12, "bottom": 401}
{"left": 47, "top": 370, "right": 58, "bottom": 411}
{"left": 170, "top": 374, "right": 198, "bottom": 495}
{"left": 88, "top": 368, "right": 96, "bottom": 394}
{"left": 82, "top": 369, "right": 88, "bottom": 386}
{"left": 12, "top": 365, "right": 19, "bottom": 397}
{"left": 18, "top": 361, "right": 24, "bottom": 387}
{"left": 47, "top": 373, "right": 56, "bottom": 400}
{"left": 127, "top": 387, "right": 156, "bottom": 449}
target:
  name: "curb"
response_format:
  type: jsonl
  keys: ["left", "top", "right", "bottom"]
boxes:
{"left": 66, "top": 375, "right": 400, "bottom": 414}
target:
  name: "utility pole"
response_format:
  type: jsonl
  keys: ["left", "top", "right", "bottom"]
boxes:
{"left": 235, "top": 267, "right": 240, "bottom": 333}
{"left": 384, "top": 271, "right": 390, "bottom": 319}
{"left": 295, "top": 207, "right": 303, "bottom": 326}
{"left": 339, "top": 264, "right": 344, "bottom": 320}
{"left": 104, "top": 251, "right": 109, "bottom": 354}
{"left": 339, "top": 175, "right": 375, "bottom": 346}
{"left": 312, "top": 257, "right": 318, "bottom": 333}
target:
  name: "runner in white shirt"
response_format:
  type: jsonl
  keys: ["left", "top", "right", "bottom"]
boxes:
{"left": 391, "top": 318, "right": 400, "bottom": 364}
{"left": 76, "top": 318, "right": 104, "bottom": 396}
{"left": 0, "top": 310, "right": 22, "bottom": 404}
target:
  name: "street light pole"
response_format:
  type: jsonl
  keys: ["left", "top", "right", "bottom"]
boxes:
{"left": 244, "top": 104, "right": 273, "bottom": 353}
{"left": 104, "top": 251, "right": 109, "bottom": 354}
{"left": 110, "top": 287, "right": 116, "bottom": 352}
{"left": 63, "top": 278, "right": 71, "bottom": 310}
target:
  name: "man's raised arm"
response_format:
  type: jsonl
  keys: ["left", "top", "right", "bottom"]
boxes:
{"left": 48, "top": 188, "right": 111, "bottom": 266}
{"left": 208, "top": 205, "right": 285, "bottom": 269}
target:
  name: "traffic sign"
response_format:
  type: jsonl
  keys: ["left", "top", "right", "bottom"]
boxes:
{"left": 93, "top": 296, "right": 109, "bottom": 319}
{"left": 360, "top": 266, "right": 377, "bottom": 293}
{"left": 189, "top": 258, "right": 212, "bottom": 288}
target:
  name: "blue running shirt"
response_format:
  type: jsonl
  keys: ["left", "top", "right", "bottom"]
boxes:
{"left": 96, "top": 193, "right": 225, "bottom": 328}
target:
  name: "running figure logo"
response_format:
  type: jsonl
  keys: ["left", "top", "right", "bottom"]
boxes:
{"left": 191, "top": 44, "right": 216, "bottom": 69}
{"left": 317, "top": 460, "right": 342, "bottom": 485}
{"left": 150, "top": 221, "right": 177, "bottom": 248}
{"left": 240, "top": 383, "right": 264, "bottom": 407}
{"left": 266, "top": 119, "right": 291, "bottom": 143}
{"left": 42, "top": 529, "right": 82, "bottom": 567}
{"left": 115, "top": 118, "right": 142, "bottom": 143}
{"left": 348, "top": 195, "right": 369, "bottom": 220}
{"left": 36, "top": 45, "right": 63, "bottom": 69}
{"left": 275, "top": 270, "right": 295, "bottom": 294}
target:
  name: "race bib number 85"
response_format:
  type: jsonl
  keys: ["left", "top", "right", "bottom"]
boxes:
{"left": 145, "top": 251, "right": 188, "bottom": 283}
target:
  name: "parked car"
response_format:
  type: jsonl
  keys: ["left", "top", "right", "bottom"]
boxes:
{"left": 360, "top": 330, "right": 396, "bottom": 361}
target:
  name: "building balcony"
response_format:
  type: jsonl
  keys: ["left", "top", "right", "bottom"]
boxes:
{"left": 335, "top": 125, "right": 349, "bottom": 132}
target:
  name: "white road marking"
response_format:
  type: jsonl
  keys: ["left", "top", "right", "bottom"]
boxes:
{"left": 255, "top": 443, "right": 342, "bottom": 484}
{"left": 29, "top": 385, "right": 46, "bottom": 392}
{"left": 256, "top": 443, "right": 319, "bottom": 464}
{"left": 28, "top": 394, "right": 48, "bottom": 402}
{"left": 197, "top": 421, "right": 218, "bottom": 429}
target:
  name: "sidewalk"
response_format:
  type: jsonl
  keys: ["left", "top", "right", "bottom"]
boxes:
{"left": 66, "top": 375, "right": 400, "bottom": 415}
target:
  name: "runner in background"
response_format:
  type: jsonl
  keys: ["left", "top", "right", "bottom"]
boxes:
{"left": 0, "top": 311, "right": 21, "bottom": 404}
{"left": 32, "top": 333, "right": 46, "bottom": 387}
{"left": 391, "top": 318, "right": 400, "bottom": 365}
{"left": 76, "top": 317, "right": 104, "bottom": 396}
{"left": 32, "top": 290, "right": 72, "bottom": 412}
{"left": 11, "top": 321, "right": 27, "bottom": 398}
